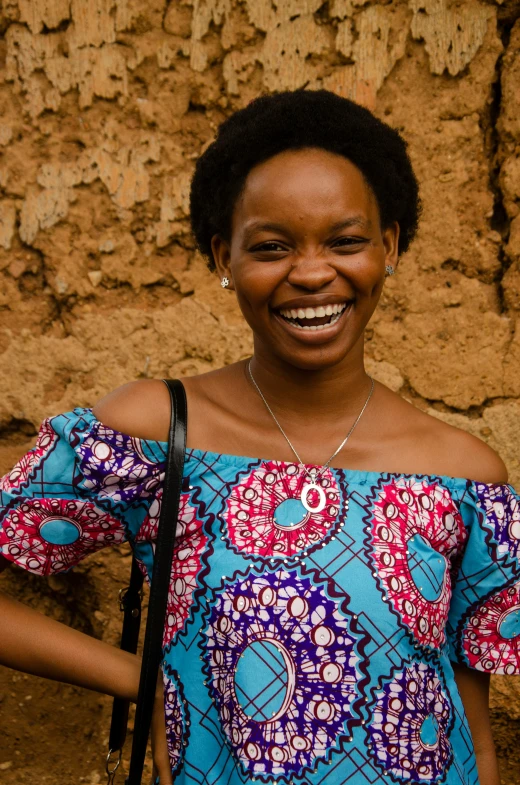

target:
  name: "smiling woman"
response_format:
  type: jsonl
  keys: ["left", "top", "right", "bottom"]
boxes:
{"left": 1, "top": 90, "right": 518, "bottom": 785}
{"left": 213, "top": 149, "right": 393, "bottom": 360}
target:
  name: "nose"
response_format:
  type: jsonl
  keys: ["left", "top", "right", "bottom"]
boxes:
{"left": 286, "top": 254, "right": 337, "bottom": 290}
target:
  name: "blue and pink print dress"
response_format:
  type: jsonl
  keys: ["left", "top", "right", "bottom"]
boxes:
{"left": 1, "top": 407, "right": 520, "bottom": 785}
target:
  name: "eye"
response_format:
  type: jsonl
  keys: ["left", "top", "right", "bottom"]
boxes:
{"left": 331, "top": 236, "right": 368, "bottom": 248}
{"left": 250, "top": 241, "right": 287, "bottom": 253}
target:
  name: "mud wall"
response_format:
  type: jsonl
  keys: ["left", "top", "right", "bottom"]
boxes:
{"left": 0, "top": 0, "right": 519, "bottom": 782}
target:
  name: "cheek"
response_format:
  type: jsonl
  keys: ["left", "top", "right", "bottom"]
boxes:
{"left": 233, "top": 260, "right": 285, "bottom": 305}
{"left": 344, "top": 255, "right": 383, "bottom": 295}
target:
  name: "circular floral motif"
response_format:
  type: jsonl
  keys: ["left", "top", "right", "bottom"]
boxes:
{"left": 369, "top": 479, "right": 466, "bottom": 648}
{"left": 162, "top": 666, "right": 189, "bottom": 778}
{"left": 203, "top": 567, "right": 363, "bottom": 780}
{"left": 0, "top": 497, "right": 124, "bottom": 574}
{"left": 77, "top": 422, "right": 163, "bottom": 503}
{"left": 368, "top": 661, "right": 452, "bottom": 781}
{"left": 224, "top": 461, "right": 344, "bottom": 560}
{"left": 462, "top": 582, "right": 520, "bottom": 674}
{"left": 474, "top": 482, "right": 520, "bottom": 565}
{"left": 0, "top": 419, "right": 57, "bottom": 494}
{"left": 136, "top": 489, "right": 208, "bottom": 647}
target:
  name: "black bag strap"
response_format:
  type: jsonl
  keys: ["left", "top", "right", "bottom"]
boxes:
{"left": 107, "top": 378, "right": 186, "bottom": 785}
{"left": 108, "top": 556, "right": 145, "bottom": 755}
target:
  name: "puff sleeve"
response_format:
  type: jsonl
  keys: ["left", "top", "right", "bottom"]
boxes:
{"left": 447, "top": 481, "right": 520, "bottom": 674}
{"left": 0, "top": 408, "right": 166, "bottom": 576}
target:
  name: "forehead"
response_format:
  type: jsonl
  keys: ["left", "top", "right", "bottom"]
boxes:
{"left": 233, "top": 148, "right": 376, "bottom": 230}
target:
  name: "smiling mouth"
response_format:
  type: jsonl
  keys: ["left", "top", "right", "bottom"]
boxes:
{"left": 276, "top": 302, "right": 350, "bottom": 331}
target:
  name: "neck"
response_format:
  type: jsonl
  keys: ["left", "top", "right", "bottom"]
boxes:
{"left": 247, "top": 337, "right": 372, "bottom": 426}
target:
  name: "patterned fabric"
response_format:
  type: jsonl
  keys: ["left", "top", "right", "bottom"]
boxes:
{"left": 136, "top": 488, "right": 209, "bottom": 648}
{"left": 367, "top": 661, "right": 453, "bottom": 780}
{"left": 1, "top": 407, "right": 520, "bottom": 785}
{"left": 367, "top": 478, "right": 466, "bottom": 649}
{"left": 223, "top": 461, "right": 345, "bottom": 560}
{"left": 202, "top": 567, "right": 365, "bottom": 779}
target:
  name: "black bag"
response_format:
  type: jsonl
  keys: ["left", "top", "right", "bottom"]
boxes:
{"left": 105, "top": 379, "right": 187, "bottom": 785}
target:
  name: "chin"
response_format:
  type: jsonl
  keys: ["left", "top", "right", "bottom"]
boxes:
{"left": 272, "top": 341, "right": 360, "bottom": 372}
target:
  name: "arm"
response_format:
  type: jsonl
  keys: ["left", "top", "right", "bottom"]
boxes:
{"left": 0, "top": 584, "right": 141, "bottom": 701}
{"left": 453, "top": 663, "right": 501, "bottom": 785}
{"left": 0, "top": 401, "right": 173, "bottom": 778}
{"left": 0, "top": 405, "right": 154, "bottom": 699}
{"left": 447, "top": 434, "right": 509, "bottom": 785}
{"left": 1, "top": 577, "right": 174, "bottom": 781}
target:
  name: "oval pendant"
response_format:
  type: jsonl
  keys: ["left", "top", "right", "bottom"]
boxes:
{"left": 301, "top": 482, "right": 327, "bottom": 513}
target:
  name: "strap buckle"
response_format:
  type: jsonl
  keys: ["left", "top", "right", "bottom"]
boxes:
{"left": 106, "top": 748, "right": 122, "bottom": 784}
{"left": 119, "top": 585, "right": 144, "bottom": 613}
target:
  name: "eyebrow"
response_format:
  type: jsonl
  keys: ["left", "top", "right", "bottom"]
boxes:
{"left": 329, "top": 217, "right": 373, "bottom": 232}
{"left": 242, "top": 216, "right": 372, "bottom": 243}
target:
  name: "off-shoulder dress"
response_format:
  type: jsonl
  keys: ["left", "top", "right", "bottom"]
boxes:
{"left": 1, "top": 407, "right": 520, "bottom": 785}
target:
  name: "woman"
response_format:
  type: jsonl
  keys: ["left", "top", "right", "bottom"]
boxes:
{"left": 0, "top": 90, "right": 518, "bottom": 785}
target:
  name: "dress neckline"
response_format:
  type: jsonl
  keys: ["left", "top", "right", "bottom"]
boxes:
{"left": 83, "top": 407, "right": 506, "bottom": 490}
{"left": 184, "top": 445, "right": 474, "bottom": 488}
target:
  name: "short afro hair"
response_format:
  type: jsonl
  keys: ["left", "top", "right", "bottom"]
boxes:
{"left": 190, "top": 90, "right": 421, "bottom": 270}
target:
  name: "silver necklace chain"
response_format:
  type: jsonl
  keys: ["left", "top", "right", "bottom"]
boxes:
{"left": 247, "top": 359, "right": 375, "bottom": 484}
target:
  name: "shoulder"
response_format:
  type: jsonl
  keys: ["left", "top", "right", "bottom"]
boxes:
{"left": 379, "top": 387, "right": 509, "bottom": 484}
{"left": 442, "top": 426, "right": 508, "bottom": 484}
{"left": 417, "top": 408, "right": 508, "bottom": 485}
{"left": 92, "top": 379, "right": 172, "bottom": 442}
{"left": 90, "top": 365, "right": 244, "bottom": 444}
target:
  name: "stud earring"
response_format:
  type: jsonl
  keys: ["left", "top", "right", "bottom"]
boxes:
{"left": 221, "top": 277, "right": 230, "bottom": 288}
{"left": 385, "top": 265, "right": 395, "bottom": 277}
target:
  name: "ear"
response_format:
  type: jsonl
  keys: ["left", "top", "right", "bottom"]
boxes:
{"left": 211, "top": 234, "right": 234, "bottom": 288}
{"left": 382, "top": 221, "right": 400, "bottom": 271}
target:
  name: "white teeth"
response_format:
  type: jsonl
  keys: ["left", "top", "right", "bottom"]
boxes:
{"left": 292, "top": 311, "right": 345, "bottom": 331}
{"left": 278, "top": 302, "right": 349, "bottom": 320}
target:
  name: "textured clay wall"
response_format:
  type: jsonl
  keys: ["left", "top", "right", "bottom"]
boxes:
{"left": 0, "top": 0, "right": 519, "bottom": 782}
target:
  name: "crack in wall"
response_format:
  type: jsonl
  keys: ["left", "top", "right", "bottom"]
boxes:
{"left": 486, "top": 16, "right": 514, "bottom": 315}
{"left": 0, "top": 416, "right": 37, "bottom": 442}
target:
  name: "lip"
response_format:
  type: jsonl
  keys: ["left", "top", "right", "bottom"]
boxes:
{"left": 272, "top": 295, "right": 353, "bottom": 311}
{"left": 272, "top": 301, "right": 353, "bottom": 343}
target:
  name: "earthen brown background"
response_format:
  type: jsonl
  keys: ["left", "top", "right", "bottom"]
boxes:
{"left": 0, "top": 0, "right": 520, "bottom": 782}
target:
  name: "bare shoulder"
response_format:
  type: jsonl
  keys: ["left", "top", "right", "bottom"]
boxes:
{"left": 438, "top": 423, "right": 508, "bottom": 483}
{"left": 90, "top": 365, "right": 240, "bottom": 442}
{"left": 402, "top": 397, "right": 509, "bottom": 484}
{"left": 92, "top": 379, "right": 172, "bottom": 441}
